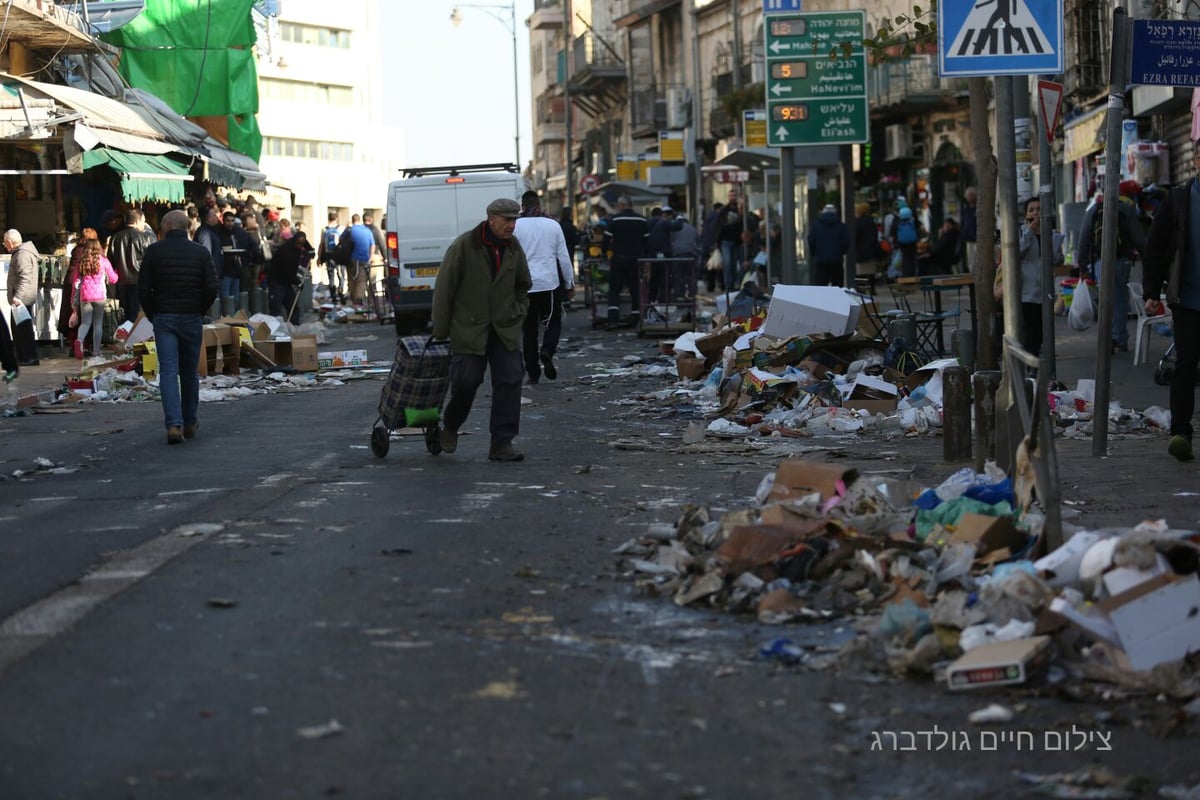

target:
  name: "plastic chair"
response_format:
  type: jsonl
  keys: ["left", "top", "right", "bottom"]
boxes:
{"left": 1128, "top": 281, "right": 1170, "bottom": 366}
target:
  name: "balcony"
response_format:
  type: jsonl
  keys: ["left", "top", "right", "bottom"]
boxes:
{"left": 568, "top": 33, "right": 626, "bottom": 117}
{"left": 868, "top": 55, "right": 966, "bottom": 116}
{"left": 631, "top": 87, "right": 666, "bottom": 138}
{"left": 529, "top": 0, "right": 564, "bottom": 30}
{"left": 536, "top": 121, "right": 567, "bottom": 143}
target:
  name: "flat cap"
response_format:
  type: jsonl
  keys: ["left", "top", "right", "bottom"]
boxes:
{"left": 486, "top": 198, "right": 521, "bottom": 218}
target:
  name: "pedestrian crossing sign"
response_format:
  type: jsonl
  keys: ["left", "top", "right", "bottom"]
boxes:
{"left": 939, "top": 0, "right": 1063, "bottom": 77}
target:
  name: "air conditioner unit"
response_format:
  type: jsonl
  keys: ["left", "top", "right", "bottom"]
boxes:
{"left": 885, "top": 124, "right": 911, "bottom": 160}
{"left": 667, "top": 87, "right": 692, "bottom": 129}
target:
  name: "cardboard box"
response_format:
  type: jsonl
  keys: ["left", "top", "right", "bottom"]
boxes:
{"left": 946, "top": 636, "right": 1051, "bottom": 690}
{"left": 199, "top": 324, "right": 241, "bottom": 377}
{"left": 768, "top": 459, "right": 858, "bottom": 503}
{"left": 675, "top": 352, "right": 706, "bottom": 380}
{"left": 946, "top": 513, "right": 1027, "bottom": 556}
{"left": 843, "top": 398, "right": 898, "bottom": 416}
{"left": 695, "top": 328, "right": 740, "bottom": 367}
{"left": 762, "top": 285, "right": 862, "bottom": 339}
{"left": 1100, "top": 573, "right": 1200, "bottom": 671}
{"left": 257, "top": 334, "right": 318, "bottom": 372}
{"left": 318, "top": 349, "right": 370, "bottom": 369}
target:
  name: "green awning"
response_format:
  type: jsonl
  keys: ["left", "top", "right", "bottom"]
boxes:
{"left": 81, "top": 148, "right": 191, "bottom": 204}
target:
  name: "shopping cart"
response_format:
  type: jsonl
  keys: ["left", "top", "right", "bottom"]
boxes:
{"left": 370, "top": 336, "right": 452, "bottom": 458}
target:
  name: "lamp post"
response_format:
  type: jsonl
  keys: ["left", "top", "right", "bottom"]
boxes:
{"left": 451, "top": 3, "right": 521, "bottom": 169}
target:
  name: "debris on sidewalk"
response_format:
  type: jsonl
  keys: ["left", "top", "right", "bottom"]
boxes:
{"left": 615, "top": 454, "right": 1200, "bottom": 700}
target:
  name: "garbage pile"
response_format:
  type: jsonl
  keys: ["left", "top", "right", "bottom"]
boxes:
{"left": 616, "top": 457, "right": 1200, "bottom": 695}
{"left": 658, "top": 284, "right": 1171, "bottom": 441}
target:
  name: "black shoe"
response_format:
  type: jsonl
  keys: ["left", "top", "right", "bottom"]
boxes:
{"left": 539, "top": 352, "right": 557, "bottom": 380}
{"left": 1112, "top": 341, "right": 1129, "bottom": 354}
{"left": 488, "top": 443, "right": 525, "bottom": 462}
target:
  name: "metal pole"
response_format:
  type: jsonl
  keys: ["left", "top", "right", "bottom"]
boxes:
{"left": 996, "top": 75, "right": 1021, "bottom": 472}
{"left": 841, "top": 144, "right": 856, "bottom": 288}
{"left": 510, "top": 2, "right": 520, "bottom": 168}
{"left": 1093, "top": 7, "right": 1129, "bottom": 457}
{"left": 564, "top": 0, "right": 573, "bottom": 212}
{"left": 1038, "top": 78, "right": 1057, "bottom": 382}
{"left": 781, "top": 148, "right": 797, "bottom": 285}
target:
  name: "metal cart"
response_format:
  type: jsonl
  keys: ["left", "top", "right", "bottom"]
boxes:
{"left": 370, "top": 336, "right": 452, "bottom": 458}
{"left": 636, "top": 256, "right": 697, "bottom": 337}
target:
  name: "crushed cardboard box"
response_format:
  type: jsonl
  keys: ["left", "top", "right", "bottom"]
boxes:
{"left": 946, "top": 636, "right": 1051, "bottom": 690}
{"left": 762, "top": 286, "right": 862, "bottom": 339}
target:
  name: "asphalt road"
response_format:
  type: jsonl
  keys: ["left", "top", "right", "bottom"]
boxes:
{"left": 0, "top": 307, "right": 1197, "bottom": 799}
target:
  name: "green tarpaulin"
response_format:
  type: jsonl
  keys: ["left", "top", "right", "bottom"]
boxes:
{"left": 82, "top": 148, "right": 191, "bottom": 204}
{"left": 101, "top": 0, "right": 262, "bottom": 161}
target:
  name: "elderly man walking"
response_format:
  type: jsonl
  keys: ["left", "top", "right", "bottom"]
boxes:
{"left": 138, "top": 210, "right": 219, "bottom": 445}
{"left": 432, "top": 198, "right": 532, "bottom": 462}
{"left": 3, "top": 228, "right": 40, "bottom": 366}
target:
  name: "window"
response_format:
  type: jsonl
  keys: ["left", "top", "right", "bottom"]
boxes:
{"left": 278, "top": 22, "right": 350, "bottom": 49}
{"left": 261, "top": 78, "right": 353, "bottom": 106}
{"left": 263, "top": 137, "right": 353, "bottom": 161}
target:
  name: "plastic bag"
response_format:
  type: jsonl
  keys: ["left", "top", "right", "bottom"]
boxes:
{"left": 1067, "top": 280, "right": 1094, "bottom": 331}
{"left": 10, "top": 303, "right": 31, "bottom": 325}
{"left": 705, "top": 248, "right": 724, "bottom": 272}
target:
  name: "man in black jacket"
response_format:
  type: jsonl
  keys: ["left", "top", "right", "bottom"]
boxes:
{"left": 603, "top": 195, "right": 648, "bottom": 327}
{"left": 108, "top": 209, "right": 152, "bottom": 323}
{"left": 138, "top": 209, "right": 219, "bottom": 445}
{"left": 268, "top": 231, "right": 313, "bottom": 324}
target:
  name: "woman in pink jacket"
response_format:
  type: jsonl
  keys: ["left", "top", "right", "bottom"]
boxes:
{"left": 74, "top": 238, "right": 118, "bottom": 359}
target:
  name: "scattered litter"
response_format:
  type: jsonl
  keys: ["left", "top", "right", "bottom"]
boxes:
{"left": 967, "top": 703, "right": 1014, "bottom": 724}
{"left": 296, "top": 719, "right": 344, "bottom": 739}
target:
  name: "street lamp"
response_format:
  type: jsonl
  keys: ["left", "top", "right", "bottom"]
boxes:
{"left": 450, "top": 3, "right": 521, "bottom": 168}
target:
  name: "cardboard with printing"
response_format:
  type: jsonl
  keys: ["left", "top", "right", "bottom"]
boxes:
{"left": 318, "top": 349, "right": 370, "bottom": 369}
{"left": 762, "top": 285, "right": 862, "bottom": 339}
{"left": 946, "top": 513, "right": 1026, "bottom": 556}
{"left": 946, "top": 636, "right": 1051, "bottom": 690}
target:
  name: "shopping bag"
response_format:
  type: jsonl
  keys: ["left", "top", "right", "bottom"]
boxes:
{"left": 1067, "top": 280, "right": 1094, "bottom": 331}
{"left": 10, "top": 303, "right": 31, "bottom": 326}
{"left": 69, "top": 309, "right": 80, "bottom": 328}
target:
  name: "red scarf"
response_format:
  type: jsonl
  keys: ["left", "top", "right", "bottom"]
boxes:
{"left": 480, "top": 221, "right": 508, "bottom": 278}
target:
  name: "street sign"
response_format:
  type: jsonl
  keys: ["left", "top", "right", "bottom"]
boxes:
{"left": 763, "top": 0, "right": 801, "bottom": 11}
{"left": 1037, "top": 80, "right": 1063, "bottom": 145}
{"left": 938, "top": 0, "right": 1063, "bottom": 77}
{"left": 701, "top": 166, "right": 750, "bottom": 184}
{"left": 743, "top": 109, "right": 768, "bottom": 147}
{"left": 1130, "top": 19, "right": 1200, "bottom": 87}
{"left": 763, "top": 11, "right": 868, "bottom": 147}
{"left": 580, "top": 174, "right": 599, "bottom": 193}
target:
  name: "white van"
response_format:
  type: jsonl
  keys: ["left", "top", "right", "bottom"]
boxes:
{"left": 384, "top": 163, "right": 526, "bottom": 334}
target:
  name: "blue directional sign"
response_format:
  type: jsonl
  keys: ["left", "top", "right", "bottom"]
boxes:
{"left": 939, "top": 0, "right": 1063, "bottom": 77}
{"left": 763, "top": 0, "right": 802, "bottom": 12}
{"left": 1130, "top": 20, "right": 1200, "bottom": 87}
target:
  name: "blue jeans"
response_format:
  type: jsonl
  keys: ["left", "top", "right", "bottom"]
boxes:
{"left": 721, "top": 240, "right": 741, "bottom": 291}
{"left": 220, "top": 276, "right": 240, "bottom": 303}
{"left": 153, "top": 313, "right": 203, "bottom": 430}
{"left": 1093, "top": 258, "right": 1132, "bottom": 346}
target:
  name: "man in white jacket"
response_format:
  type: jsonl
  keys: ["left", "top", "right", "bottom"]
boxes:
{"left": 515, "top": 191, "right": 574, "bottom": 383}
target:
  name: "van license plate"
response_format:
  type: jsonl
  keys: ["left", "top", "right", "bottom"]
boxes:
{"left": 413, "top": 267, "right": 438, "bottom": 277}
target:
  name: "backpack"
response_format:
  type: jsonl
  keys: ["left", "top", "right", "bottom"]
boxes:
{"left": 896, "top": 218, "right": 917, "bottom": 245}
{"left": 1089, "top": 203, "right": 1132, "bottom": 260}
{"left": 330, "top": 228, "right": 354, "bottom": 266}
{"left": 323, "top": 225, "right": 340, "bottom": 254}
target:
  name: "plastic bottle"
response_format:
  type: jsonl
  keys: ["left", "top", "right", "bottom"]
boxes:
{"left": 3, "top": 374, "right": 18, "bottom": 410}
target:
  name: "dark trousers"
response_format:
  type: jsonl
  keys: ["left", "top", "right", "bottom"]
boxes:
{"left": 11, "top": 302, "right": 37, "bottom": 363}
{"left": 1170, "top": 305, "right": 1200, "bottom": 440}
{"left": 442, "top": 331, "right": 523, "bottom": 447}
{"left": 812, "top": 261, "right": 843, "bottom": 287}
{"left": 0, "top": 312, "right": 18, "bottom": 373}
{"left": 269, "top": 281, "right": 299, "bottom": 325}
{"left": 607, "top": 256, "right": 639, "bottom": 322}
{"left": 1020, "top": 302, "right": 1043, "bottom": 358}
{"left": 523, "top": 288, "right": 563, "bottom": 378}
{"left": 117, "top": 283, "right": 140, "bottom": 323}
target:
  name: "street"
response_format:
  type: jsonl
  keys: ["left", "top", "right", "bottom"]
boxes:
{"left": 1, "top": 307, "right": 1198, "bottom": 799}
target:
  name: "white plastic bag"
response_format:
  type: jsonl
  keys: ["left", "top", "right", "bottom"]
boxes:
{"left": 10, "top": 303, "right": 31, "bottom": 326}
{"left": 1067, "top": 282, "right": 1094, "bottom": 331}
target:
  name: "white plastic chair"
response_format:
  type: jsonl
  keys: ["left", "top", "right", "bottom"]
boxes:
{"left": 1128, "top": 281, "right": 1170, "bottom": 366}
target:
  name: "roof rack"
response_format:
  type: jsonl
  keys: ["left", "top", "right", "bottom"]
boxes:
{"left": 400, "top": 163, "right": 520, "bottom": 179}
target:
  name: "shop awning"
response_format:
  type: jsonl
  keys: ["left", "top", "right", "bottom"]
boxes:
{"left": 80, "top": 148, "right": 191, "bottom": 203}
{"left": 1, "top": 72, "right": 176, "bottom": 154}
{"left": 591, "top": 180, "right": 670, "bottom": 209}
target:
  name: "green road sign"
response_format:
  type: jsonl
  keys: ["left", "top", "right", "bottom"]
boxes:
{"left": 765, "top": 10, "right": 868, "bottom": 146}
{"left": 768, "top": 97, "right": 869, "bottom": 145}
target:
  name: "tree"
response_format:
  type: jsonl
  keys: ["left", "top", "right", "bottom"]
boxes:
{"left": 861, "top": 3, "right": 1000, "bottom": 369}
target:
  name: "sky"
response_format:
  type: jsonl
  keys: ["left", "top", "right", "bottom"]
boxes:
{"left": 380, "top": 0, "right": 535, "bottom": 170}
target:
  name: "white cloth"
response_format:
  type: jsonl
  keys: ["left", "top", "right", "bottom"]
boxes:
{"left": 515, "top": 216, "right": 573, "bottom": 293}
